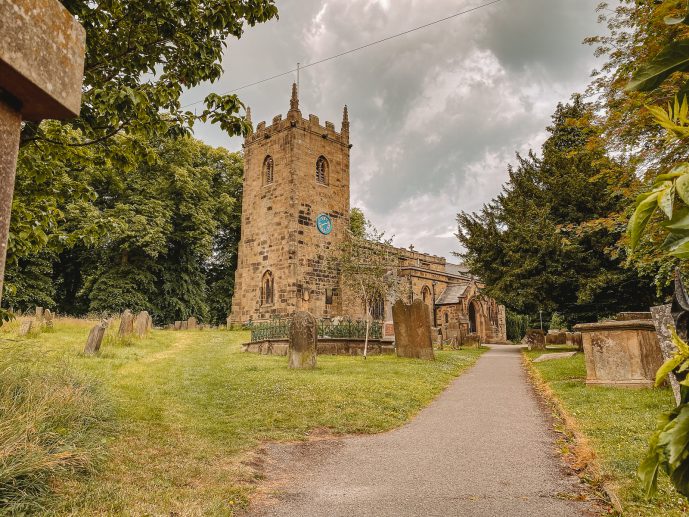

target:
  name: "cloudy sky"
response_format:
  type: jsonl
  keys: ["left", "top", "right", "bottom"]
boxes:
{"left": 181, "top": 0, "right": 605, "bottom": 260}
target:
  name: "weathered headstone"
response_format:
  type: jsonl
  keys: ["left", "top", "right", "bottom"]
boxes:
{"left": 44, "top": 309, "right": 54, "bottom": 328}
{"left": 174, "top": 321, "right": 182, "bottom": 331}
{"left": 84, "top": 321, "right": 107, "bottom": 355}
{"left": 181, "top": 321, "right": 189, "bottom": 330}
{"left": 188, "top": 316, "right": 198, "bottom": 330}
{"left": 651, "top": 304, "right": 681, "bottom": 405}
{"left": 18, "top": 319, "right": 33, "bottom": 336}
{"left": 35, "top": 306, "right": 44, "bottom": 324}
{"left": 118, "top": 309, "right": 134, "bottom": 337}
{"left": 146, "top": 313, "right": 153, "bottom": 332}
{"left": 523, "top": 329, "right": 546, "bottom": 350}
{"left": 288, "top": 311, "right": 317, "bottom": 369}
{"left": 393, "top": 299, "right": 435, "bottom": 360}
{"left": 134, "top": 311, "right": 150, "bottom": 338}
{"left": 566, "top": 332, "right": 583, "bottom": 351}
{"left": 0, "top": 1, "right": 85, "bottom": 307}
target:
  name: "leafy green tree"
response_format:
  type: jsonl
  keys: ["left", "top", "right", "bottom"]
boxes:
{"left": 23, "top": 0, "right": 278, "bottom": 148}
{"left": 350, "top": 208, "right": 367, "bottom": 238}
{"left": 457, "top": 97, "right": 656, "bottom": 325}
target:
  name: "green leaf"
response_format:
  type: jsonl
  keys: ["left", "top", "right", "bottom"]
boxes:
{"left": 659, "top": 185, "right": 676, "bottom": 219}
{"left": 677, "top": 173, "right": 689, "bottom": 206}
{"left": 628, "top": 192, "right": 660, "bottom": 250}
{"left": 639, "top": 430, "right": 665, "bottom": 499}
{"left": 657, "top": 354, "right": 687, "bottom": 386}
{"left": 626, "top": 40, "right": 689, "bottom": 92}
{"left": 663, "top": 206, "right": 689, "bottom": 230}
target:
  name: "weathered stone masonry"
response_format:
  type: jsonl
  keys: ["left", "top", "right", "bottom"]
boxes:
{"left": 230, "top": 85, "right": 350, "bottom": 323}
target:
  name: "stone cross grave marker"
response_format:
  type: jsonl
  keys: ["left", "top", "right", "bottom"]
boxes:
{"left": 288, "top": 311, "right": 318, "bottom": 369}
{"left": 0, "top": 0, "right": 85, "bottom": 306}
{"left": 393, "top": 299, "right": 435, "bottom": 360}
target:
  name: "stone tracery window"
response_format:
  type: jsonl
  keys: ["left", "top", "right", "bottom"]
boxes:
{"left": 263, "top": 155, "right": 274, "bottom": 185}
{"left": 261, "top": 270, "right": 274, "bottom": 305}
{"left": 316, "top": 156, "right": 328, "bottom": 185}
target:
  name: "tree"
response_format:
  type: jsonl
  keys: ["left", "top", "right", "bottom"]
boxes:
{"left": 457, "top": 97, "right": 656, "bottom": 325}
{"left": 350, "top": 207, "right": 367, "bottom": 238}
{"left": 337, "top": 222, "right": 407, "bottom": 358}
{"left": 23, "top": 1, "right": 278, "bottom": 148}
{"left": 4, "top": 132, "right": 244, "bottom": 324}
{"left": 586, "top": 1, "right": 689, "bottom": 173}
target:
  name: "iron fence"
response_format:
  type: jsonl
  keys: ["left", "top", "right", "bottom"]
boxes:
{"left": 250, "top": 318, "right": 382, "bottom": 342}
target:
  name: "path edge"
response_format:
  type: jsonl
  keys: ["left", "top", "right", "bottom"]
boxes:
{"left": 521, "top": 351, "right": 621, "bottom": 515}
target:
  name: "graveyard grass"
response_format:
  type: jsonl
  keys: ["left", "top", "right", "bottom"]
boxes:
{"left": 0, "top": 317, "right": 485, "bottom": 515}
{"left": 524, "top": 349, "right": 689, "bottom": 516}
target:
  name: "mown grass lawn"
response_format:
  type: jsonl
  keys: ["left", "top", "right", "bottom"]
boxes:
{"left": 0, "top": 318, "right": 484, "bottom": 515}
{"left": 525, "top": 349, "right": 689, "bottom": 516}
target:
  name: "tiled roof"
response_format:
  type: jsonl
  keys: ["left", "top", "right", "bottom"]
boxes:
{"left": 436, "top": 283, "right": 470, "bottom": 305}
{"left": 445, "top": 262, "right": 471, "bottom": 277}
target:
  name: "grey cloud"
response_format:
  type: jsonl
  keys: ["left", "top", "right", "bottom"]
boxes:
{"left": 183, "top": 0, "right": 604, "bottom": 258}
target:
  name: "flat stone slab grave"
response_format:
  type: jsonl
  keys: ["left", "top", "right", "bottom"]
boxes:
{"left": 533, "top": 351, "right": 577, "bottom": 363}
{"left": 244, "top": 345, "right": 595, "bottom": 517}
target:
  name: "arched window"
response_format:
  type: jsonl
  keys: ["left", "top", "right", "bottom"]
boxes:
{"left": 444, "top": 313, "right": 449, "bottom": 324}
{"left": 316, "top": 156, "right": 328, "bottom": 184}
{"left": 421, "top": 286, "right": 431, "bottom": 304}
{"left": 371, "top": 296, "right": 385, "bottom": 321}
{"left": 263, "top": 155, "right": 274, "bottom": 185}
{"left": 261, "top": 271, "right": 274, "bottom": 305}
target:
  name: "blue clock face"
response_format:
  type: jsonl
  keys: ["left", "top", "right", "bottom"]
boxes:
{"left": 316, "top": 213, "right": 333, "bottom": 235}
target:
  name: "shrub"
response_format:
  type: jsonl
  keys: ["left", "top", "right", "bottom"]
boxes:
{"left": 0, "top": 346, "right": 109, "bottom": 512}
{"left": 506, "top": 311, "right": 529, "bottom": 343}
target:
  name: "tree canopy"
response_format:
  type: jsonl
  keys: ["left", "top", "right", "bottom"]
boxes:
{"left": 457, "top": 97, "right": 657, "bottom": 325}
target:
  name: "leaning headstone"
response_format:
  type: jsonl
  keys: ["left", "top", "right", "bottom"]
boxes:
{"left": 118, "top": 309, "right": 134, "bottom": 337}
{"left": 84, "top": 321, "right": 107, "bottom": 355}
{"left": 18, "top": 319, "right": 33, "bottom": 336}
{"left": 0, "top": 0, "right": 85, "bottom": 307}
{"left": 533, "top": 351, "right": 577, "bottom": 363}
{"left": 188, "top": 316, "right": 198, "bottom": 330}
{"left": 44, "top": 309, "right": 54, "bottom": 329}
{"left": 393, "top": 299, "right": 435, "bottom": 360}
{"left": 288, "top": 311, "right": 317, "bottom": 369}
{"left": 134, "top": 311, "right": 150, "bottom": 338}
{"left": 651, "top": 304, "right": 681, "bottom": 405}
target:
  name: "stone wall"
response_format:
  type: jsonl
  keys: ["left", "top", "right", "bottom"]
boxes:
{"left": 244, "top": 338, "right": 394, "bottom": 356}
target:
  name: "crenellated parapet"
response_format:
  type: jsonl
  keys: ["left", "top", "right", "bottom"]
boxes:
{"left": 245, "top": 83, "right": 351, "bottom": 149}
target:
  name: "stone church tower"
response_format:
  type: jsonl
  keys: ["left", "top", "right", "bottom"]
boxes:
{"left": 230, "top": 84, "right": 351, "bottom": 324}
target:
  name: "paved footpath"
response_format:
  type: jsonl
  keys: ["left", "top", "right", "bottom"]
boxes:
{"left": 247, "top": 345, "right": 596, "bottom": 517}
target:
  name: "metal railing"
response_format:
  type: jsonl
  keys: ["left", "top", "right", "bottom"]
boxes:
{"left": 250, "top": 318, "right": 382, "bottom": 342}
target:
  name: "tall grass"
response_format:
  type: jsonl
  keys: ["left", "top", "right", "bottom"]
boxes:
{"left": 0, "top": 345, "right": 109, "bottom": 513}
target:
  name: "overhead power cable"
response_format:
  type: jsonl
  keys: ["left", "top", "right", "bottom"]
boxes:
{"left": 181, "top": 0, "right": 505, "bottom": 108}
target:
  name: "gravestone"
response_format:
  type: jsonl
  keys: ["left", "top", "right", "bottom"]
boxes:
{"left": 44, "top": 309, "right": 54, "bottom": 329}
{"left": 174, "top": 321, "right": 182, "bottom": 331}
{"left": 181, "top": 321, "right": 189, "bottom": 330}
{"left": 118, "top": 310, "right": 134, "bottom": 337}
{"left": 393, "top": 299, "right": 435, "bottom": 360}
{"left": 566, "top": 332, "right": 583, "bottom": 351}
{"left": 84, "top": 321, "right": 107, "bottom": 355}
{"left": 18, "top": 319, "right": 32, "bottom": 336}
{"left": 533, "top": 351, "right": 577, "bottom": 363}
{"left": 523, "top": 329, "right": 546, "bottom": 350}
{"left": 35, "top": 306, "right": 44, "bottom": 324}
{"left": 134, "top": 311, "right": 150, "bottom": 338}
{"left": 0, "top": 0, "right": 85, "bottom": 307}
{"left": 651, "top": 304, "right": 681, "bottom": 405}
{"left": 188, "top": 316, "right": 198, "bottom": 330}
{"left": 288, "top": 311, "right": 317, "bottom": 369}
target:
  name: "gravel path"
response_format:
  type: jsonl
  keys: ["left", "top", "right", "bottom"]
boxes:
{"left": 246, "top": 345, "right": 596, "bottom": 517}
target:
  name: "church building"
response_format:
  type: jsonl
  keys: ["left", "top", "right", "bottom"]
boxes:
{"left": 230, "top": 85, "right": 507, "bottom": 344}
